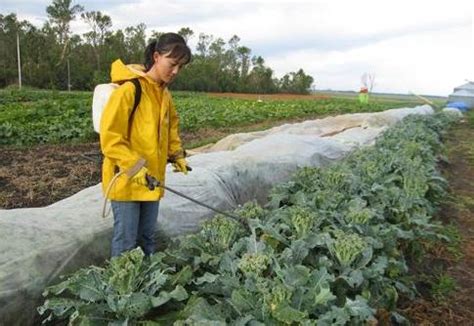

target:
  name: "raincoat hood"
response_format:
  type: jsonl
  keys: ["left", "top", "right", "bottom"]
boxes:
{"left": 110, "top": 59, "right": 148, "bottom": 83}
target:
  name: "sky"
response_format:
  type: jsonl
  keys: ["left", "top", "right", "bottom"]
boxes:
{"left": 2, "top": 0, "right": 473, "bottom": 96}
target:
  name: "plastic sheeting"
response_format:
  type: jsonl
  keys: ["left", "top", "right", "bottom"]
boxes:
{"left": 0, "top": 105, "right": 433, "bottom": 324}
{"left": 448, "top": 81, "right": 474, "bottom": 109}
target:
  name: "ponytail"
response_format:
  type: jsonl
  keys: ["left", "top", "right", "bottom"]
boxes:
{"left": 144, "top": 40, "right": 158, "bottom": 71}
{"left": 144, "top": 33, "right": 192, "bottom": 72}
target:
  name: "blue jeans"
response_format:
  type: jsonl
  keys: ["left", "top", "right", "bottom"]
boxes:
{"left": 111, "top": 200, "right": 160, "bottom": 257}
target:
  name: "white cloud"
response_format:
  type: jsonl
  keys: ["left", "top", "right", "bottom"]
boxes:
{"left": 266, "top": 23, "right": 472, "bottom": 95}
{"left": 4, "top": 0, "right": 474, "bottom": 95}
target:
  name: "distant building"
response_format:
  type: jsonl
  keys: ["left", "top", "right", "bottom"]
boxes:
{"left": 448, "top": 81, "right": 474, "bottom": 108}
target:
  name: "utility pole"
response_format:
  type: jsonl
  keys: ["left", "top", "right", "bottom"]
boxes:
{"left": 67, "top": 58, "right": 71, "bottom": 92}
{"left": 16, "top": 29, "right": 22, "bottom": 90}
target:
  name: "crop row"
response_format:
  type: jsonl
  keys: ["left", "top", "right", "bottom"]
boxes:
{"left": 0, "top": 89, "right": 422, "bottom": 146}
{"left": 38, "top": 112, "right": 458, "bottom": 324}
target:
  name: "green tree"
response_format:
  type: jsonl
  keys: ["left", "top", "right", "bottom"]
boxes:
{"left": 149, "top": 30, "right": 164, "bottom": 43}
{"left": 292, "top": 69, "right": 314, "bottom": 94}
{"left": 177, "top": 27, "right": 194, "bottom": 43}
{"left": 0, "top": 14, "right": 51, "bottom": 88}
{"left": 209, "top": 37, "right": 225, "bottom": 58}
{"left": 246, "top": 56, "right": 277, "bottom": 94}
{"left": 46, "top": 0, "right": 83, "bottom": 66}
{"left": 0, "top": 6, "right": 316, "bottom": 94}
{"left": 226, "top": 35, "right": 241, "bottom": 77}
{"left": 196, "top": 33, "right": 212, "bottom": 57}
{"left": 104, "top": 29, "right": 127, "bottom": 63}
{"left": 237, "top": 46, "right": 251, "bottom": 79}
{"left": 0, "top": 14, "right": 22, "bottom": 87}
{"left": 81, "top": 11, "right": 112, "bottom": 71}
{"left": 124, "top": 23, "right": 146, "bottom": 63}
{"left": 280, "top": 69, "right": 314, "bottom": 94}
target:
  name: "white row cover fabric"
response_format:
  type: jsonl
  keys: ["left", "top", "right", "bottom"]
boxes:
{"left": 0, "top": 105, "right": 433, "bottom": 325}
{"left": 191, "top": 106, "right": 430, "bottom": 153}
{"left": 442, "top": 107, "right": 463, "bottom": 117}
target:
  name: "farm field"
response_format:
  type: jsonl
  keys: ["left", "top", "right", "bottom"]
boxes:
{"left": 0, "top": 89, "right": 426, "bottom": 209}
{"left": 34, "top": 110, "right": 474, "bottom": 324}
{"left": 1, "top": 89, "right": 473, "bottom": 324}
{"left": 2, "top": 0, "right": 471, "bottom": 323}
{"left": 0, "top": 89, "right": 428, "bottom": 147}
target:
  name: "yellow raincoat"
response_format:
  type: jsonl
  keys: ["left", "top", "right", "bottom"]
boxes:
{"left": 100, "top": 59, "right": 185, "bottom": 201}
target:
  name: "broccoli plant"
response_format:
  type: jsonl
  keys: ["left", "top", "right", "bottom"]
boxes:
{"left": 234, "top": 201, "right": 268, "bottom": 220}
{"left": 238, "top": 252, "right": 271, "bottom": 277}
{"left": 38, "top": 248, "right": 188, "bottom": 324}
{"left": 328, "top": 230, "right": 367, "bottom": 269}
{"left": 200, "top": 215, "right": 246, "bottom": 254}
{"left": 344, "top": 198, "right": 375, "bottom": 225}
{"left": 288, "top": 206, "right": 318, "bottom": 238}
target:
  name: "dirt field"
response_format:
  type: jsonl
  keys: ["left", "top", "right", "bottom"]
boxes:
{"left": 0, "top": 142, "right": 101, "bottom": 209}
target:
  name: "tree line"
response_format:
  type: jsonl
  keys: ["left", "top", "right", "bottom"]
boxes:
{"left": 0, "top": 0, "right": 314, "bottom": 94}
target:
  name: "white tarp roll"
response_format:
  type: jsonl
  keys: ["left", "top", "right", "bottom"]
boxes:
{"left": 0, "top": 105, "right": 433, "bottom": 325}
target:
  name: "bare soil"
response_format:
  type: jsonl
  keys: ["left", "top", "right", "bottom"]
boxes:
{"left": 0, "top": 142, "right": 101, "bottom": 209}
{"left": 399, "top": 118, "right": 474, "bottom": 325}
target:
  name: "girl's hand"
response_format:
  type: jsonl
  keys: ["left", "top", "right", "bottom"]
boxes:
{"left": 172, "top": 158, "right": 190, "bottom": 175}
{"left": 130, "top": 167, "right": 149, "bottom": 186}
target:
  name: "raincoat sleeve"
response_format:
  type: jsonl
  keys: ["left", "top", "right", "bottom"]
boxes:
{"left": 100, "top": 82, "right": 145, "bottom": 174}
{"left": 167, "top": 99, "right": 185, "bottom": 162}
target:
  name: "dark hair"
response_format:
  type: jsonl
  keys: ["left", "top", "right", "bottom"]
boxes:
{"left": 144, "top": 33, "right": 192, "bottom": 71}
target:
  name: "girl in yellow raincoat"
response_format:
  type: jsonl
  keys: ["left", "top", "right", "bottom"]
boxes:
{"left": 100, "top": 33, "right": 192, "bottom": 257}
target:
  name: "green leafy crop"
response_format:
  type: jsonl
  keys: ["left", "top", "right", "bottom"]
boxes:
{"left": 329, "top": 230, "right": 367, "bottom": 269}
{"left": 288, "top": 206, "right": 318, "bottom": 238}
{"left": 38, "top": 248, "right": 188, "bottom": 324}
{"left": 199, "top": 215, "right": 245, "bottom": 253}
{"left": 38, "top": 112, "right": 459, "bottom": 324}
{"left": 238, "top": 253, "right": 271, "bottom": 277}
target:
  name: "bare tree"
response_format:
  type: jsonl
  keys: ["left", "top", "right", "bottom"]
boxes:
{"left": 361, "top": 72, "right": 376, "bottom": 92}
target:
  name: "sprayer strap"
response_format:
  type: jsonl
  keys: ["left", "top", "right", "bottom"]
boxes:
{"left": 129, "top": 78, "right": 142, "bottom": 124}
